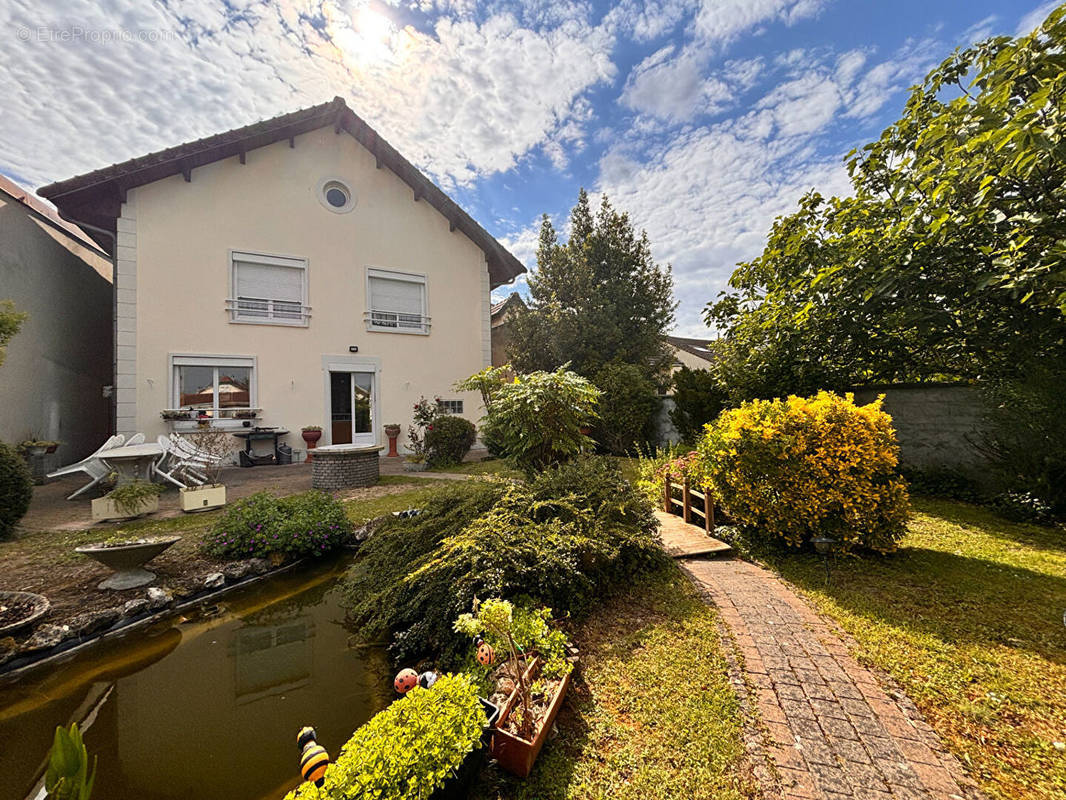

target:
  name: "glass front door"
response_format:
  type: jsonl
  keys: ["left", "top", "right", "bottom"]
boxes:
{"left": 329, "top": 371, "right": 374, "bottom": 446}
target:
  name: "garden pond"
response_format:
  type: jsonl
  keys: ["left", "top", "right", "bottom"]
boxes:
{"left": 0, "top": 557, "right": 392, "bottom": 800}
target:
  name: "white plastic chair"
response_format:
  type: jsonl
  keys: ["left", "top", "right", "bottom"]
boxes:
{"left": 46, "top": 435, "right": 125, "bottom": 500}
{"left": 126, "top": 432, "right": 146, "bottom": 446}
{"left": 166, "top": 433, "right": 214, "bottom": 484}
{"left": 152, "top": 435, "right": 189, "bottom": 489}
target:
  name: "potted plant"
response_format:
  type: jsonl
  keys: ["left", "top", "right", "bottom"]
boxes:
{"left": 179, "top": 429, "right": 229, "bottom": 512}
{"left": 75, "top": 533, "right": 180, "bottom": 589}
{"left": 454, "top": 599, "right": 575, "bottom": 777}
{"left": 301, "top": 426, "right": 323, "bottom": 463}
{"left": 18, "top": 438, "right": 60, "bottom": 457}
{"left": 160, "top": 409, "right": 194, "bottom": 421}
{"left": 234, "top": 409, "right": 260, "bottom": 420}
{"left": 384, "top": 423, "right": 402, "bottom": 457}
{"left": 91, "top": 480, "right": 164, "bottom": 522}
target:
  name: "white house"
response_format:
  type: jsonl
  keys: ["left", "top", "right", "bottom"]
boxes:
{"left": 38, "top": 98, "right": 525, "bottom": 454}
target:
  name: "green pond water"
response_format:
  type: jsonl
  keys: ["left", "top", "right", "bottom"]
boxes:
{"left": 0, "top": 557, "right": 391, "bottom": 800}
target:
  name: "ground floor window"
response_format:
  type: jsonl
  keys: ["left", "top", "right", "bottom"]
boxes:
{"left": 171, "top": 354, "right": 257, "bottom": 418}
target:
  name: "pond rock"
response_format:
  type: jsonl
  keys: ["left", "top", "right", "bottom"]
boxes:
{"left": 146, "top": 587, "right": 174, "bottom": 610}
{"left": 0, "top": 636, "right": 17, "bottom": 666}
{"left": 222, "top": 562, "right": 252, "bottom": 582}
{"left": 122, "top": 598, "right": 150, "bottom": 618}
{"left": 204, "top": 572, "right": 226, "bottom": 590}
{"left": 69, "top": 608, "right": 121, "bottom": 637}
{"left": 247, "top": 557, "right": 272, "bottom": 575}
{"left": 21, "top": 623, "right": 72, "bottom": 652}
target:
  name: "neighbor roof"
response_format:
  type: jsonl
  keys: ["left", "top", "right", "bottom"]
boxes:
{"left": 490, "top": 291, "right": 526, "bottom": 319}
{"left": 664, "top": 335, "right": 715, "bottom": 363}
{"left": 0, "top": 173, "right": 106, "bottom": 256}
{"left": 37, "top": 97, "right": 526, "bottom": 289}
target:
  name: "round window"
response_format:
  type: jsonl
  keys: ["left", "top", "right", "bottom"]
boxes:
{"left": 317, "top": 178, "right": 357, "bottom": 213}
{"left": 325, "top": 186, "right": 349, "bottom": 208}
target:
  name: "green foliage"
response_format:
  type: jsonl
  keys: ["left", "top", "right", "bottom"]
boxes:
{"left": 0, "top": 299, "right": 27, "bottom": 369}
{"left": 0, "top": 440, "right": 33, "bottom": 539}
{"left": 105, "top": 481, "right": 164, "bottom": 516}
{"left": 343, "top": 457, "right": 663, "bottom": 663}
{"left": 509, "top": 190, "right": 676, "bottom": 377}
{"left": 45, "top": 723, "right": 95, "bottom": 800}
{"left": 705, "top": 6, "right": 1066, "bottom": 398}
{"left": 988, "top": 491, "right": 1059, "bottom": 527}
{"left": 455, "top": 364, "right": 512, "bottom": 411}
{"left": 900, "top": 466, "right": 983, "bottom": 504}
{"left": 669, "top": 366, "right": 727, "bottom": 443}
{"left": 284, "top": 673, "right": 484, "bottom": 800}
{"left": 977, "top": 363, "right": 1066, "bottom": 516}
{"left": 591, "top": 362, "right": 660, "bottom": 455}
{"left": 425, "top": 415, "right": 477, "bottom": 468}
{"left": 456, "top": 599, "right": 571, "bottom": 681}
{"left": 477, "top": 366, "right": 600, "bottom": 476}
{"left": 633, "top": 443, "right": 690, "bottom": 506}
{"left": 698, "top": 392, "right": 910, "bottom": 554}
{"left": 204, "top": 490, "right": 352, "bottom": 559}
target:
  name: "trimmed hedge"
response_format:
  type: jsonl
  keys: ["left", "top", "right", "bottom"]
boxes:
{"left": 284, "top": 673, "right": 484, "bottom": 800}
{"left": 0, "top": 440, "right": 32, "bottom": 539}
{"left": 699, "top": 391, "right": 910, "bottom": 553}
{"left": 425, "top": 415, "right": 477, "bottom": 468}
{"left": 204, "top": 490, "right": 352, "bottom": 559}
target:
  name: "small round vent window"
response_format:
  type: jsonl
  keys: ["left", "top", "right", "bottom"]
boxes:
{"left": 317, "top": 178, "right": 357, "bottom": 213}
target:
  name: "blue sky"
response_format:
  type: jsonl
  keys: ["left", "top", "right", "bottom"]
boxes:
{"left": 1, "top": 0, "right": 1056, "bottom": 335}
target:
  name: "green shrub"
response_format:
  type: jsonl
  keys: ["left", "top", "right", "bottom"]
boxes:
{"left": 105, "top": 481, "right": 164, "bottom": 516}
{"left": 477, "top": 366, "right": 600, "bottom": 475}
{"left": 204, "top": 490, "right": 352, "bottom": 559}
{"left": 989, "top": 491, "right": 1059, "bottom": 526}
{"left": 425, "top": 415, "right": 477, "bottom": 467}
{"left": 669, "top": 365, "right": 727, "bottom": 443}
{"left": 284, "top": 673, "right": 484, "bottom": 800}
{"left": 0, "top": 440, "right": 32, "bottom": 539}
{"left": 634, "top": 445, "right": 703, "bottom": 507}
{"left": 900, "top": 466, "right": 982, "bottom": 503}
{"left": 343, "top": 457, "right": 663, "bottom": 662}
{"left": 699, "top": 392, "right": 910, "bottom": 554}
{"left": 591, "top": 362, "right": 660, "bottom": 455}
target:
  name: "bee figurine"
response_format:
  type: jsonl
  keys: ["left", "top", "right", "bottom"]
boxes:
{"left": 418, "top": 670, "right": 439, "bottom": 689}
{"left": 475, "top": 637, "right": 496, "bottom": 666}
{"left": 296, "top": 726, "right": 330, "bottom": 788}
{"left": 394, "top": 668, "right": 419, "bottom": 694}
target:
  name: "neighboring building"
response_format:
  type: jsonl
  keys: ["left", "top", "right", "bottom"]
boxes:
{"left": 489, "top": 292, "right": 526, "bottom": 366}
{"left": 664, "top": 334, "right": 716, "bottom": 375}
{"left": 38, "top": 98, "right": 524, "bottom": 453}
{"left": 0, "top": 174, "right": 113, "bottom": 466}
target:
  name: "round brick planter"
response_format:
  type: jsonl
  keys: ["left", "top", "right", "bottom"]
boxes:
{"left": 310, "top": 444, "right": 384, "bottom": 490}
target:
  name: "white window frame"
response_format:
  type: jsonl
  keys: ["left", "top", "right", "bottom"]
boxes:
{"left": 365, "top": 267, "right": 430, "bottom": 335}
{"left": 438, "top": 399, "right": 464, "bottom": 415}
{"left": 228, "top": 250, "right": 310, "bottom": 327}
{"left": 169, "top": 353, "right": 258, "bottom": 425}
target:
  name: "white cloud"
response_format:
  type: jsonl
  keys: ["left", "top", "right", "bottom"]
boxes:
{"left": 693, "top": 0, "right": 826, "bottom": 47}
{"left": 606, "top": 0, "right": 699, "bottom": 42}
{"left": 621, "top": 44, "right": 734, "bottom": 121}
{"left": 0, "top": 0, "right": 616, "bottom": 189}
{"left": 1016, "top": 1, "right": 1058, "bottom": 37}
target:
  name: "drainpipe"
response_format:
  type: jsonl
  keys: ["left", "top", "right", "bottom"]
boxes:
{"left": 57, "top": 212, "right": 117, "bottom": 437}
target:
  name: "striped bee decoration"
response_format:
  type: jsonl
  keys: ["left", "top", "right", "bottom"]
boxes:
{"left": 296, "top": 726, "right": 330, "bottom": 788}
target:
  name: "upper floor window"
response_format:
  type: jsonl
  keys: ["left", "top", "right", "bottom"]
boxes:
{"left": 229, "top": 251, "right": 310, "bottom": 326}
{"left": 365, "top": 268, "right": 429, "bottom": 334}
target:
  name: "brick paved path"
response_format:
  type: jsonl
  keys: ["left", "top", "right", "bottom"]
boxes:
{"left": 683, "top": 558, "right": 981, "bottom": 800}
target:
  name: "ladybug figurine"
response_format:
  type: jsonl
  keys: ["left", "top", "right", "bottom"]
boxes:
{"left": 476, "top": 640, "right": 496, "bottom": 666}
{"left": 296, "top": 726, "right": 330, "bottom": 788}
{"left": 394, "top": 668, "right": 419, "bottom": 693}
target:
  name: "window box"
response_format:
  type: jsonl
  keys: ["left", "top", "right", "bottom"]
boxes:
{"left": 180, "top": 484, "right": 227, "bottom": 513}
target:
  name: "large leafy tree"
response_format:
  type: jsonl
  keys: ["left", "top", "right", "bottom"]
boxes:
{"left": 707, "top": 5, "right": 1066, "bottom": 398}
{"left": 509, "top": 190, "right": 676, "bottom": 378}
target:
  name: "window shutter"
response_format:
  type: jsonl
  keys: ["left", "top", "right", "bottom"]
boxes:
{"left": 369, "top": 276, "right": 423, "bottom": 315}
{"left": 235, "top": 261, "right": 303, "bottom": 304}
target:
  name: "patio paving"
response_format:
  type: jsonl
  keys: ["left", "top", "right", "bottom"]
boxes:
{"left": 22, "top": 457, "right": 469, "bottom": 532}
{"left": 682, "top": 556, "right": 982, "bottom": 800}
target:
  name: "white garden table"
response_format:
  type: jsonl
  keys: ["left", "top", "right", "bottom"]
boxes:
{"left": 99, "top": 443, "right": 164, "bottom": 484}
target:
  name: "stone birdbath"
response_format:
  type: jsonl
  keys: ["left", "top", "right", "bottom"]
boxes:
{"left": 0, "top": 590, "right": 51, "bottom": 636}
{"left": 76, "top": 535, "right": 182, "bottom": 590}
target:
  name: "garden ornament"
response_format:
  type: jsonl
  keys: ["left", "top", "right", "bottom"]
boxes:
{"left": 475, "top": 639, "right": 496, "bottom": 666}
{"left": 296, "top": 726, "right": 330, "bottom": 788}
{"left": 394, "top": 668, "right": 419, "bottom": 693}
{"left": 418, "top": 670, "right": 439, "bottom": 689}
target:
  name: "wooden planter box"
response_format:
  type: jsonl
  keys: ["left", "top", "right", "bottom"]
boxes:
{"left": 490, "top": 657, "right": 574, "bottom": 777}
{"left": 180, "top": 484, "right": 227, "bottom": 512}
{"left": 91, "top": 495, "right": 159, "bottom": 522}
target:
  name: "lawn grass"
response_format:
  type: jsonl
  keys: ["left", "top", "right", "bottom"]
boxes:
{"left": 751, "top": 498, "right": 1066, "bottom": 800}
{"left": 473, "top": 562, "right": 755, "bottom": 800}
{"left": 427, "top": 459, "right": 521, "bottom": 477}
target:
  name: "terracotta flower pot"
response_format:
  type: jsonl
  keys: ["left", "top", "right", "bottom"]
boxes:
{"left": 301, "top": 429, "right": 322, "bottom": 463}
{"left": 490, "top": 657, "right": 574, "bottom": 777}
{"left": 384, "top": 425, "right": 402, "bottom": 457}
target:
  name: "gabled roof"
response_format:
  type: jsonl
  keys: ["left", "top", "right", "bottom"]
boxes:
{"left": 0, "top": 173, "right": 106, "bottom": 256}
{"left": 491, "top": 291, "right": 527, "bottom": 319}
{"left": 664, "top": 335, "right": 716, "bottom": 363}
{"left": 37, "top": 97, "right": 526, "bottom": 289}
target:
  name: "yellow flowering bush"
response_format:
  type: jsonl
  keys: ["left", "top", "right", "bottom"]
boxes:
{"left": 698, "top": 391, "right": 909, "bottom": 553}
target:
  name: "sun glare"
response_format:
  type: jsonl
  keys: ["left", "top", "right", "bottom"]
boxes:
{"left": 324, "top": 1, "right": 398, "bottom": 68}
